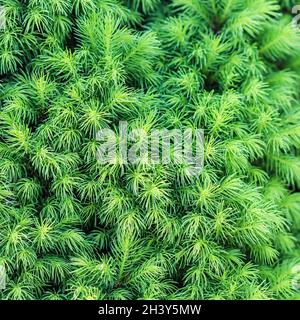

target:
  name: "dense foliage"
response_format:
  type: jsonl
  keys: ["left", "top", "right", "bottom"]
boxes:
{"left": 0, "top": 0, "right": 300, "bottom": 300}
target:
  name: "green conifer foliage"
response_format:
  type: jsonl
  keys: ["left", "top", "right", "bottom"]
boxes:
{"left": 0, "top": 0, "right": 299, "bottom": 300}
